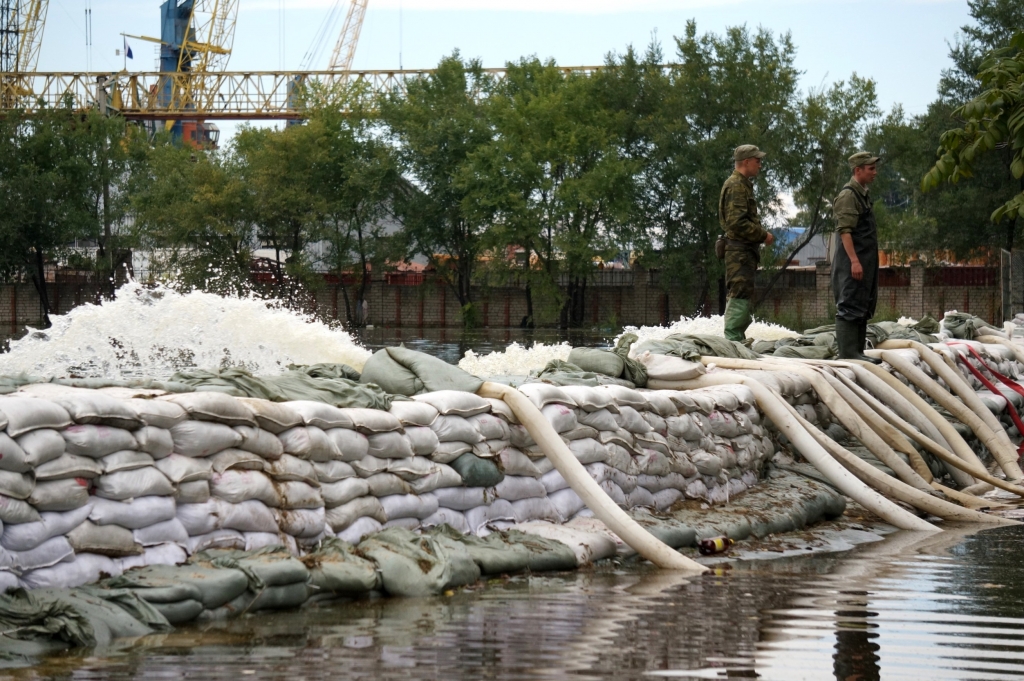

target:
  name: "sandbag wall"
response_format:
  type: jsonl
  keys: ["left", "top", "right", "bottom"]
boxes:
{"left": 0, "top": 380, "right": 792, "bottom": 592}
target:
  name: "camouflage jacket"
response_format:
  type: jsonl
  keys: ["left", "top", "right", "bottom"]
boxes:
{"left": 833, "top": 177, "right": 870, "bottom": 236}
{"left": 719, "top": 171, "right": 768, "bottom": 245}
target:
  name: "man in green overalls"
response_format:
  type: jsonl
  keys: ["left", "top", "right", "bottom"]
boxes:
{"left": 720, "top": 144, "right": 774, "bottom": 342}
{"left": 832, "top": 151, "right": 882, "bottom": 363}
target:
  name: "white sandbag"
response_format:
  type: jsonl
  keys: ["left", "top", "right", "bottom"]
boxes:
{"left": 586, "top": 462, "right": 637, "bottom": 493}
{"left": 101, "top": 450, "right": 155, "bottom": 474}
{"left": 16, "top": 429, "right": 65, "bottom": 468}
{"left": 413, "top": 391, "right": 490, "bottom": 417}
{"left": 118, "top": 542, "right": 188, "bottom": 571}
{"left": 266, "top": 454, "right": 318, "bottom": 485}
{"left": 464, "top": 499, "right": 516, "bottom": 535}
{"left": 66, "top": 520, "right": 142, "bottom": 557}
{"left": 561, "top": 425, "right": 599, "bottom": 442}
{"left": 320, "top": 478, "right": 370, "bottom": 508}
{"left": 351, "top": 455, "right": 389, "bottom": 478}
{"left": 382, "top": 517, "right": 420, "bottom": 530}
{"left": 184, "top": 498, "right": 280, "bottom": 535}
{"left": 640, "top": 412, "right": 669, "bottom": 436}
{"left": 5, "top": 536, "right": 75, "bottom": 572}
{"left": 706, "top": 411, "right": 741, "bottom": 438}
{"left": 379, "top": 493, "right": 439, "bottom": 521}
{"left": 497, "top": 448, "right": 542, "bottom": 477}
{"left": 636, "top": 472, "right": 687, "bottom": 494}
{"left": 0, "top": 397, "right": 73, "bottom": 438}
{"left": 365, "top": 473, "right": 412, "bottom": 497}
{"left": 29, "top": 479, "right": 88, "bottom": 511}
{"left": 95, "top": 468, "right": 174, "bottom": 500}
{"left": 236, "top": 398, "right": 303, "bottom": 434}
{"left": 666, "top": 414, "right": 701, "bottom": 441}
{"left": 404, "top": 426, "right": 440, "bottom": 456}
{"left": 492, "top": 476, "right": 546, "bottom": 501}
{"left": 367, "top": 431, "right": 415, "bottom": 459}
{"left": 0, "top": 434, "right": 29, "bottom": 473}
{"left": 20, "top": 553, "right": 120, "bottom": 590}
{"left": 430, "top": 415, "right": 485, "bottom": 444}
{"left": 132, "top": 426, "right": 174, "bottom": 459}
{"left": 325, "top": 428, "right": 370, "bottom": 462}
{"left": 154, "top": 453, "right": 212, "bottom": 484}
{"left": 209, "top": 470, "right": 281, "bottom": 507}
{"left": 635, "top": 449, "right": 671, "bottom": 477}
{"left": 276, "top": 481, "right": 323, "bottom": 510}
{"left": 517, "top": 384, "right": 577, "bottom": 409}
{"left": 336, "top": 516, "right": 382, "bottom": 544}
{"left": 386, "top": 456, "right": 435, "bottom": 482}
{"left": 510, "top": 497, "right": 563, "bottom": 523}
{"left": 624, "top": 486, "right": 657, "bottom": 509}
{"left": 576, "top": 408, "right": 619, "bottom": 432}
{"left": 567, "top": 438, "right": 608, "bottom": 465}
{"left": 541, "top": 403, "right": 578, "bottom": 434}
{"left": 0, "top": 495, "right": 40, "bottom": 524}
{"left": 409, "top": 464, "right": 463, "bottom": 494}
{"left": 485, "top": 397, "right": 518, "bottom": 424}
{"left": 653, "top": 488, "right": 684, "bottom": 510}
{"left": 209, "top": 448, "right": 266, "bottom": 474}
{"left": 637, "top": 352, "right": 706, "bottom": 381}
{"left": 233, "top": 426, "right": 285, "bottom": 460}
{"left": 614, "top": 406, "right": 652, "bottom": 434}
{"left": 276, "top": 507, "right": 326, "bottom": 537}
{"left": 187, "top": 529, "right": 246, "bottom": 553}
{"left": 286, "top": 401, "right": 353, "bottom": 430}
{"left": 127, "top": 398, "right": 187, "bottom": 429}
{"left": 169, "top": 421, "right": 242, "bottom": 458}
{"left": 175, "top": 500, "right": 218, "bottom": 535}
{"left": 604, "top": 444, "right": 636, "bottom": 475}
{"left": 598, "top": 479, "right": 627, "bottom": 505}
{"left": 163, "top": 392, "right": 255, "bottom": 427}
{"left": 467, "top": 413, "right": 511, "bottom": 441}
{"left": 313, "top": 460, "right": 356, "bottom": 483}
{"left": 690, "top": 450, "right": 723, "bottom": 477}
{"left": 242, "top": 532, "right": 282, "bottom": 552}
{"left": 89, "top": 496, "right": 176, "bottom": 530}
{"left": 420, "top": 508, "right": 470, "bottom": 534}
{"left": 177, "top": 480, "right": 211, "bottom": 504}
{"left": 430, "top": 441, "right": 471, "bottom": 464}
{"left": 559, "top": 386, "right": 617, "bottom": 412}
{"left": 338, "top": 408, "right": 403, "bottom": 434}
{"left": 278, "top": 426, "right": 338, "bottom": 462}
{"left": 540, "top": 468, "right": 569, "bottom": 495}
{"left": 46, "top": 392, "right": 142, "bottom": 430}
{"left": 596, "top": 385, "right": 649, "bottom": 411}
{"left": 509, "top": 424, "right": 536, "bottom": 449}
{"left": 548, "top": 488, "right": 586, "bottom": 520}
{"left": 0, "top": 505, "right": 92, "bottom": 552}
{"left": 516, "top": 521, "right": 616, "bottom": 565}
{"left": 34, "top": 454, "right": 102, "bottom": 482}
{"left": 389, "top": 401, "right": 439, "bottom": 427}
{"left": 62, "top": 425, "right": 138, "bottom": 458}
{"left": 433, "top": 486, "right": 489, "bottom": 511}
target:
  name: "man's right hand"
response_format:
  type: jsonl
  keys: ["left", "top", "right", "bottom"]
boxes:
{"left": 851, "top": 260, "right": 863, "bottom": 281}
{"left": 764, "top": 232, "right": 774, "bottom": 246}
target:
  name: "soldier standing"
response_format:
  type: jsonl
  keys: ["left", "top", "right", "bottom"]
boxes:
{"left": 832, "top": 151, "right": 882, "bottom": 363}
{"left": 719, "top": 145, "right": 774, "bottom": 342}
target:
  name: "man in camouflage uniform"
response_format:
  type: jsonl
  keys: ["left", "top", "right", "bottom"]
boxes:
{"left": 719, "top": 144, "right": 774, "bottom": 342}
{"left": 832, "top": 151, "right": 882, "bottom": 363}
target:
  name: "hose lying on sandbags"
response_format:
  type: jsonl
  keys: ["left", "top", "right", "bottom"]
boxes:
{"left": 877, "top": 340, "right": 1024, "bottom": 480}
{"left": 476, "top": 382, "right": 708, "bottom": 573}
{"left": 648, "top": 373, "right": 938, "bottom": 532}
{"left": 978, "top": 335, "right": 1024, "bottom": 366}
{"left": 782, "top": 398, "right": 1018, "bottom": 526}
{"left": 699, "top": 356, "right": 935, "bottom": 495}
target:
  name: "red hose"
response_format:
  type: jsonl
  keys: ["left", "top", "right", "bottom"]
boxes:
{"left": 948, "top": 344, "right": 1024, "bottom": 455}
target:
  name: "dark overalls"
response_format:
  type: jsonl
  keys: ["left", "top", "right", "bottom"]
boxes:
{"left": 831, "top": 187, "right": 878, "bottom": 322}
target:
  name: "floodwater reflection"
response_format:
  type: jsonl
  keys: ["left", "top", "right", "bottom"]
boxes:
{"left": 15, "top": 525, "right": 1024, "bottom": 680}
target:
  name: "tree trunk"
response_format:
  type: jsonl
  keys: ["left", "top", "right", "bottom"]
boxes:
{"left": 30, "top": 247, "right": 52, "bottom": 329}
{"left": 523, "top": 282, "right": 535, "bottom": 328}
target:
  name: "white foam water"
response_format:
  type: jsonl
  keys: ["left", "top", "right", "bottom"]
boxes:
{"left": 0, "top": 282, "right": 371, "bottom": 380}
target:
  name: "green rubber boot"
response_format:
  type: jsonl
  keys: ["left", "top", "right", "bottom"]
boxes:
{"left": 723, "top": 298, "right": 752, "bottom": 343}
{"left": 836, "top": 318, "right": 881, "bottom": 363}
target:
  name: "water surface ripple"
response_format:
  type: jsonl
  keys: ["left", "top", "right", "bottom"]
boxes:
{"left": 16, "top": 525, "right": 1024, "bottom": 680}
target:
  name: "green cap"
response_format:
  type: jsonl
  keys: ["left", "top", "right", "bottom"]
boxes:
{"left": 734, "top": 144, "right": 766, "bottom": 162}
{"left": 848, "top": 151, "right": 881, "bottom": 169}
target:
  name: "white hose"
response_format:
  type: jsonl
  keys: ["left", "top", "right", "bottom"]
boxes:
{"left": 649, "top": 373, "right": 939, "bottom": 532}
{"left": 477, "top": 382, "right": 708, "bottom": 572}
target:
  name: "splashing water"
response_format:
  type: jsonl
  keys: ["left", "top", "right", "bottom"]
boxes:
{"left": 616, "top": 315, "right": 800, "bottom": 350}
{"left": 0, "top": 282, "right": 371, "bottom": 380}
{"left": 459, "top": 341, "right": 572, "bottom": 378}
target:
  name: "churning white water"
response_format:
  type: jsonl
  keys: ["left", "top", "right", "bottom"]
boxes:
{"left": 0, "top": 282, "right": 371, "bottom": 380}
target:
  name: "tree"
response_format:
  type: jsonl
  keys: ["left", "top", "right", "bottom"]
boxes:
{"left": 922, "top": 31, "right": 1024, "bottom": 250}
{"left": 0, "top": 105, "right": 97, "bottom": 327}
{"left": 380, "top": 54, "right": 495, "bottom": 327}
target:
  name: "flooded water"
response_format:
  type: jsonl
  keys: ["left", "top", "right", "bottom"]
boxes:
{"left": 14, "top": 524, "right": 1024, "bottom": 680}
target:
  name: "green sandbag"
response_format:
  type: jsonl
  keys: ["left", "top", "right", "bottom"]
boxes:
{"left": 290, "top": 363, "right": 362, "bottom": 381}
{"left": 114, "top": 564, "right": 249, "bottom": 610}
{"left": 192, "top": 546, "right": 310, "bottom": 590}
{"left": 433, "top": 526, "right": 530, "bottom": 575}
{"left": 173, "top": 367, "right": 393, "bottom": 410}
{"left": 360, "top": 349, "right": 423, "bottom": 396}
{"left": 356, "top": 528, "right": 454, "bottom": 597}
{"left": 773, "top": 345, "right": 834, "bottom": 360}
{"left": 427, "top": 531, "right": 482, "bottom": 588}
{"left": 567, "top": 348, "right": 625, "bottom": 378}
{"left": 626, "top": 516, "right": 697, "bottom": 549}
{"left": 105, "top": 569, "right": 205, "bottom": 604}
{"left": 151, "top": 599, "right": 204, "bottom": 625}
{"left": 450, "top": 453, "right": 504, "bottom": 488}
{"left": 29, "top": 589, "right": 158, "bottom": 647}
{"left": 386, "top": 346, "right": 484, "bottom": 394}
{"left": 0, "top": 589, "right": 101, "bottom": 649}
{"left": 504, "top": 530, "right": 577, "bottom": 572}
{"left": 302, "top": 539, "right": 381, "bottom": 596}
{"left": 76, "top": 586, "right": 172, "bottom": 632}
{"left": 528, "top": 360, "right": 636, "bottom": 387}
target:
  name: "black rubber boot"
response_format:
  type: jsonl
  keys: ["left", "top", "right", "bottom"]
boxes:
{"left": 857, "top": 320, "right": 883, "bottom": 364}
{"left": 835, "top": 319, "right": 862, "bottom": 360}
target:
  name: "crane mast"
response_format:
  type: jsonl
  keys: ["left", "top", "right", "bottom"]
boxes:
{"left": 0, "top": 0, "right": 49, "bottom": 106}
{"left": 328, "top": 0, "right": 367, "bottom": 72}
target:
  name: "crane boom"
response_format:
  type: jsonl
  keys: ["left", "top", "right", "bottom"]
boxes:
{"left": 328, "top": 0, "right": 367, "bottom": 71}
{"left": 1, "top": 0, "right": 49, "bottom": 106}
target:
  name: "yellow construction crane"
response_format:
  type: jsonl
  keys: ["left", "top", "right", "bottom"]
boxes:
{"left": 329, "top": 0, "right": 367, "bottom": 72}
{"left": 173, "top": 0, "right": 239, "bottom": 112}
{"left": 0, "top": 0, "right": 50, "bottom": 105}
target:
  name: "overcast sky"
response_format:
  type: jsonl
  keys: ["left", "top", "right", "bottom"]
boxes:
{"left": 39, "top": 0, "right": 972, "bottom": 138}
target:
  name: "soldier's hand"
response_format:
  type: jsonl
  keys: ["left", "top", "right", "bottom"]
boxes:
{"left": 764, "top": 233, "right": 774, "bottom": 246}
{"left": 851, "top": 261, "right": 863, "bottom": 281}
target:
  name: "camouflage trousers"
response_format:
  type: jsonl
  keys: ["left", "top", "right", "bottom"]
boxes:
{"left": 724, "top": 247, "right": 759, "bottom": 300}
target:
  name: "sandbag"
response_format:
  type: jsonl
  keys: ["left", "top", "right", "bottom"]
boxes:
{"left": 276, "top": 481, "right": 323, "bottom": 510}
{"left": 404, "top": 427, "right": 440, "bottom": 456}
{"left": 46, "top": 393, "right": 142, "bottom": 430}
{"left": 277, "top": 426, "right": 338, "bottom": 462}
{"left": 233, "top": 426, "right": 284, "bottom": 460}
{"left": 274, "top": 507, "right": 326, "bottom": 538}
{"left": 236, "top": 398, "right": 303, "bottom": 434}
{"left": 361, "top": 346, "right": 483, "bottom": 397}
{"left": 208, "top": 449, "right": 266, "bottom": 474}
{"left": 16, "top": 430, "right": 65, "bottom": 468}
{"left": 356, "top": 528, "right": 454, "bottom": 597}
{"left": 367, "top": 431, "right": 415, "bottom": 460}
{"left": 336, "top": 516, "right": 382, "bottom": 544}
{"left": 464, "top": 499, "right": 516, "bottom": 535}
{"left": 0, "top": 495, "right": 41, "bottom": 525}
{"left": 169, "top": 421, "right": 242, "bottom": 458}
{"left": 302, "top": 539, "right": 381, "bottom": 596}
{"left": 187, "top": 530, "right": 246, "bottom": 553}
{"left": 94, "top": 468, "right": 174, "bottom": 501}
{"left": 176, "top": 480, "right": 211, "bottom": 504}
{"left": 365, "top": 473, "right": 412, "bottom": 497}
{"left": 155, "top": 454, "right": 212, "bottom": 484}
{"left": 337, "top": 409, "right": 403, "bottom": 435}
{"left": 29, "top": 479, "right": 87, "bottom": 511}
{"left": 209, "top": 470, "right": 281, "bottom": 507}
{"left": 285, "top": 401, "right": 353, "bottom": 430}
{"left": 62, "top": 425, "right": 138, "bottom": 458}
{"left": 313, "top": 460, "right": 356, "bottom": 483}
{"left": 132, "top": 519, "right": 190, "bottom": 547}
{"left": 101, "top": 450, "right": 155, "bottom": 474}
{"left": 409, "top": 464, "right": 463, "bottom": 494}
{"left": 0, "top": 434, "right": 30, "bottom": 473}
{"left": 1, "top": 505, "right": 92, "bottom": 552}
{"left": 4, "top": 536, "right": 75, "bottom": 572}
{"left": 35, "top": 454, "right": 102, "bottom": 481}
{"left": 0, "top": 397, "right": 73, "bottom": 438}
{"left": 67, "top": 521, "right": 142, "bottom": 557}
{"left": 267, "top": 455, "right": 318, "bottom": 485}
{"left": 379, "top": 493, "right": 439, "bottom": 521}
{"left": 413, "top": 391, "right": 490, "bottom": 417}
{"left": 127, "top": 399, "right": 187, "bottom": 429}
{"left": 325, "top": 497, "right": 386, "bottom": 532}
{"left": 515, "top": 521, "right": 616, "bottom": 565}
{"left": 388, "top": 401, "right": 439, "bottom": 427}
{"left": 450, "top": 453, "right": 503, "bottom": 488}
{"left": 163, "top": 393, "right": 255, "bottom": 427}
{"left": 320, "top": 478, "right": 370, "bottom": 508}
{"left": 132, "top": 427, "right": 174, "bottom": 459}
{"left": 325, "top": 428, "right": 370, "bottom": 462}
